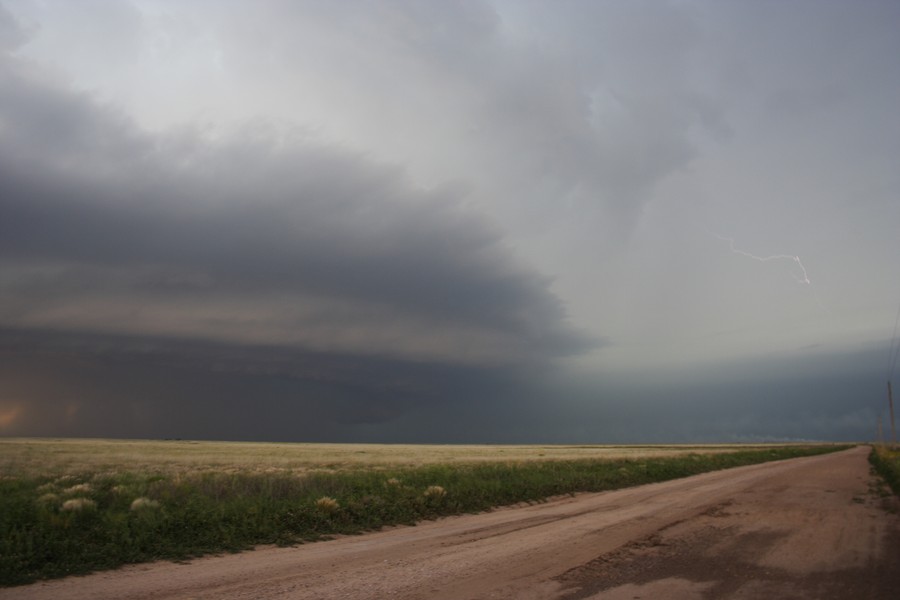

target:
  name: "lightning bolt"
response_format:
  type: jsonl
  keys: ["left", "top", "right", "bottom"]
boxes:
{"left": 713, "top": 234, "right": 811, "bottom": 285}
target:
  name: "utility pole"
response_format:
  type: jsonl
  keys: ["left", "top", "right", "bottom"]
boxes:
{"left": 889, "top": 381, "right": 897, "bottom": 446}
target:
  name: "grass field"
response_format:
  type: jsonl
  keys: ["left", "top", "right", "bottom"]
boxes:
{"left": 870, "top": 444, "right": 900, "bottom": 495}
{"left": 0, "top": 438, "right": 850, "bottom": 587}
{"left": 0, "top": 438, "right": 786, "bottom": 476}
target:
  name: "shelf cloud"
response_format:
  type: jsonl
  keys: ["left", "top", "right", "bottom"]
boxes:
{"left": 1, "top": 1, "right": 898, "bottom": 442}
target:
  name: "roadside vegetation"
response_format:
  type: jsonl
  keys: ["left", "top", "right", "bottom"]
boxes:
{"left": 0, "top": 441, "right": 849, "bottom": 587}
{"left": 869, "top": 444, "right": 900, "bottom": 495}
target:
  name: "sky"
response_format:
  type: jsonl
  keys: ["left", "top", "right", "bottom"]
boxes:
{"left": 1, "top": 0, "right": 899, "bottom": 443}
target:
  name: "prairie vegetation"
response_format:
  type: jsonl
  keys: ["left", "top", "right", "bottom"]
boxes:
{"left": 0, "top": 438, "right": 784, "bottom": 476}
{"left": 870, "top": 444, "right": 900, "bottom": 495}
{"left": 0, "top": 438, "right": 849, "bottom": 586}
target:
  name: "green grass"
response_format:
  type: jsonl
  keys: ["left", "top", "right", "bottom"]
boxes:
{"left": 0, "top": 443, "right": 849, "bottom": 587}
{"left": 869, "top": 444, "right": 900, "bottom": 495}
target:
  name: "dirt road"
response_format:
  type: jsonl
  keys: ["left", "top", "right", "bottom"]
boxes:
{"left": 7, "top": 446, "right": 899, "bottom": 599}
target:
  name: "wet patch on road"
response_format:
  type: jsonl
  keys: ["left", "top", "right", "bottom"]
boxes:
{"left": 556, "top": 496, "right": 900, "bottom": 600}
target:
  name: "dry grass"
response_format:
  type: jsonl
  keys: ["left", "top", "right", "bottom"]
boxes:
{"left": 60, "top": 498, "right": 96, "bottom": 512}
{"left": 0, "top": 438, "right": 777, "bottom": 478}
{"left": 129, "top": 497, "right": 160, "bottom": 511}
{"left": 423, "top": 485, "right": 447, "bottom": 499}
{"left": 314, "top": 496, "right": 340, "bottom": 514}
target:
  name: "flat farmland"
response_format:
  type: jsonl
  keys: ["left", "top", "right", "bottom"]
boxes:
{"left": 0, "top": 438, "right": 783, "bottom": 476}
{"left": 0, "top": 438, "right": 854, "bottom": 591}
{"left": 5, "top": 445, "right": 898, "bottom": 599}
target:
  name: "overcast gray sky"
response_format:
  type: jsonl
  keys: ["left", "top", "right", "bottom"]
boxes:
{"left": 1, "top": 0, "right": 899, "bottom": 443}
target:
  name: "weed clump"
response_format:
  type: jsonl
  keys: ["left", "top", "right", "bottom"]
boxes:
{"left": 129, "top": 497, "right": 160, "bottom": 511}
{"left": 63, "top": 483, "right": 93, "bottom": 496}
{"left": 61, "top": 498, "right": 96, "bottom": 512}
{"left": 314, "top": 496, "right": 340, "bottom": 515}
{"left": 36, "top": 493, "right": 59, "bottom": 506}
{"left": 423, "top": 485, "right": 447, "bottom": 499}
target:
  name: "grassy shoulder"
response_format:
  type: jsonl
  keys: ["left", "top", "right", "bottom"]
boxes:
{"left": 1, "top": 444, "right": 849, "bottom": 587}
{"left": 869, "top": 444, "right": 900, "bottom": 495}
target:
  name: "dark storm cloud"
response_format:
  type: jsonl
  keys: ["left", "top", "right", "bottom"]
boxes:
{"left": 3, "top": 1, "right": 895, "bottom": 444}
{"left": 0, "top": 3, "right": 27, "bottom": 51}
{"left": 0, "top": 327, "right": 542, "bottom": 441}
{"left": 0, "top": 32, "right": 597, "bottom": 369}
{"left": 0, "top": 5, "right": 603, "bottom": 439}
{"left": 216, "top": 0, "right": 722, "bottom": 231}
{"left": 3, "top": 326, "right": 882, "bottom": 443}
{"left": 555, "top": 342, "right": 891, "bottom": 444}
{"left": 473, "top": 0, "right": 726, "bottom": 226}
